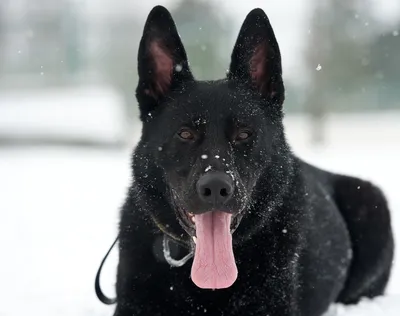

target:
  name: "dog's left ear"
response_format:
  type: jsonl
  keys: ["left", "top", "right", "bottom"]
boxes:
{"left": 228, "top": 9, "right": 284, "bottom": 106}
{"left": 136, "top": 6, "right": 194, "bottom": 120}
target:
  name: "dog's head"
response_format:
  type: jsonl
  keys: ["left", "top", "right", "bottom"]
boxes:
{"left": 133, "top": 6, "right": 292, "bottom": 290}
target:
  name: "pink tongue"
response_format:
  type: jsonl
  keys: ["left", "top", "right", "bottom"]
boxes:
{"left": 191, "top": 211, "right": 238, "bottom": 289}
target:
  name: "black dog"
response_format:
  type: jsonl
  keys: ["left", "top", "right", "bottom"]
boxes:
{"left": 111, "top": 6, "right": 394, "bottom": 316}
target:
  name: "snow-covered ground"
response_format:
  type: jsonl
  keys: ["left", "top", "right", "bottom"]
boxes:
{"left": 0, "top": 114, "right": 399, "bottom": 316}
{"left": 0, "top": 86, "right": 127, "bottom": 145}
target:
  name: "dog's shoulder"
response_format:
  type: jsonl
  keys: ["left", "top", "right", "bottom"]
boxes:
{"left": 297, "top": 158, "right": 392, "bottom": 250}
{"left": 326, "top": 166, "right": 394, "bottom": 303}
{"left": 297, "top": 158, "right": 390, "bottom": 215}
{"left": 331, "top": 171, "right": 392, "bottom": 236}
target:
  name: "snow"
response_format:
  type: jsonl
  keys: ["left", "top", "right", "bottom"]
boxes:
{"left": 175, "top": 64, "right": 183, "bottom": 72}
{"left": 0, "top": 113, "right": 399, "bottom": 316}
{"left": 325, "top": 296, "right": 400, "bottom": 316}
{"left": 0, "top": 86, "right": 127, "bottom": 145}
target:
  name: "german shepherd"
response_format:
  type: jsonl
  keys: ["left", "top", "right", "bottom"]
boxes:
{"left": 105, "top": 6, "right": 394, "bottom": 316}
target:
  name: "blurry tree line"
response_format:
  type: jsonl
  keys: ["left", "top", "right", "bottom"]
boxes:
{"left": 303, "top": 0, "right": 400, "bottom": 143}
{"left": 0, "top": 0, "right": 232, "bottom": 122}
{"left": 0, "top": 0, "right": 398, "bottom": 129}
{"left": 0, "top": 0, "right": 82, "bottom": 81}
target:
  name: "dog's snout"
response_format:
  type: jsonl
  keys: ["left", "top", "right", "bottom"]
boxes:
{"left": 196, "top": 172, "right": 233, "bottom": 206}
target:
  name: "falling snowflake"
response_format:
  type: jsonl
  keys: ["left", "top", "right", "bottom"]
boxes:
{"left": 393, "top": 30, "right": 399, "bottom": 37}
{"left": 205, "top": 165, "right": 212, "bottom": 172}
{"left": 316, "top": 64, "right": 322, "bottom": 71}
{"left": 175, "top": 64, "right": 183, "bottom": 72}
{"left": 201, "top": 154, "right": 208, "bottom": 159}
{"left": 158, "top": 147, "right": 163, "bottom": 152}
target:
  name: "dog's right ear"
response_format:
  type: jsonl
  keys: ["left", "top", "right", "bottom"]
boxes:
{"left": 136, "top": 6, "right": 193, "bottom": 121}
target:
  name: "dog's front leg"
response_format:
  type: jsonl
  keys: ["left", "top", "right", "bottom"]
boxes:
{"left": 113, "top": 243, "right": 194, "bottom": 316}
{"left": 113, "top": 210, "right": 193, "bottom": 316}
{"left": 224, "top": 256, "right": 307, "bottom": 316}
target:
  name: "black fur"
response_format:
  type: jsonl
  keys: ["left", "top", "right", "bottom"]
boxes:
{"left": 113, "top": 6, "right": 394, "bottom": 316}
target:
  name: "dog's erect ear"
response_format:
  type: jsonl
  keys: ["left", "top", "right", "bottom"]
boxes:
{"left": 228, "top": 9, "right": 284, "bottom": 106}
{"left": 136, "top": 6, "right": 193, "bottom": 120}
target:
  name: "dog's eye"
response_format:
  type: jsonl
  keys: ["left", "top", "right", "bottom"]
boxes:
{"left": 178, "top": 129, "right": 194, "bottom": 140}
{"left": 235, "top": 130, "right": 252, "bottom": 141}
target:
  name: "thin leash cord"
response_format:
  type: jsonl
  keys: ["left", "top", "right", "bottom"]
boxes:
{"left": 95, "top": 234, "right": 193, "bottom": 305}
{"left": 95, "top": 235, "right": 119, "bottom": 305}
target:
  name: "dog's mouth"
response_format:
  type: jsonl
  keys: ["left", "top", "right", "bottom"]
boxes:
{"left": 178, "top": 209, "right": 242, "bottom": 235}
{"left": 177, "top": 209, "right": 243, "bottom": 289}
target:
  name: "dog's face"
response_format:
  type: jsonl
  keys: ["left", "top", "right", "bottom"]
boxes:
{"left": 145, "top": 82, "right": 283, "bottom": 233}
{"left": 134, "top": 6, "right": 289, "bottom": 290}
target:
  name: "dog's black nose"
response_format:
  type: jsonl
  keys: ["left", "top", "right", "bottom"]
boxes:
{"left": 196, "top": 172, "right": 234, "bottom": 206}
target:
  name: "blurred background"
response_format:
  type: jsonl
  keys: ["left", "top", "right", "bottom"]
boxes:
{"left": 0, "top": 0, "right": 399, "bottom": 315}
